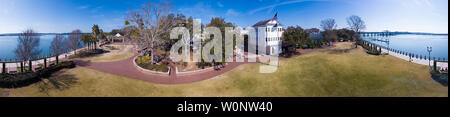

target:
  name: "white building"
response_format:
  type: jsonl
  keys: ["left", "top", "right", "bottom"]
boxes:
{"left": 241, "top": 14, "right": 284, "bottom": 55}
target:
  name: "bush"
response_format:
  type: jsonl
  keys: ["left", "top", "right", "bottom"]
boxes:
{"left": 69, "top": 49, "right": 104, "bottom": 59}
{"left": 69, "top": 55, "right": 80, "bottom": 59}
{"left": 367, "top": 50, "right": 381, "bottom": 55}
{"left": 0, "top": 61, "right": 76, "bottom": 88}
{"left": 138, "top": 63, "right": 169, "bottom": 72}
{"left": 431, "top": 70, "right": 448, "bottom": 86}
{"left": 137, "top": 56, "right": 152, "bottom": 64}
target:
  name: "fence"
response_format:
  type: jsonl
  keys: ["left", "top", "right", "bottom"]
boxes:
{"left": 359, "top": 39, "right": 448, "bottom": 68}
{"left": 0, "top": 47, "right": 83, "bottom": 74}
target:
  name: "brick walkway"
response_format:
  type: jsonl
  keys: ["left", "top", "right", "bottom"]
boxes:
{"left": 72, "top": 44, "right": 329, "bottom": 84}
{"left": 74, "top": 52, "right": 247, "bottom": 84}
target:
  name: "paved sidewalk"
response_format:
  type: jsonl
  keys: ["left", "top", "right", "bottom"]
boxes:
{"left": 74, "top": 53, "right": 247, "bottom": 84}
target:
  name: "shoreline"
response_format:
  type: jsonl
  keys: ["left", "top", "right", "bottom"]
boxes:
{"left": 380, "top": 48, "right": 448, "bottom": 68}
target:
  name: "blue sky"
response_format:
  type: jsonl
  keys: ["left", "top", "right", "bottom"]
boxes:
{"left": 0, "top": 0, "right": 448, "bottom": 34}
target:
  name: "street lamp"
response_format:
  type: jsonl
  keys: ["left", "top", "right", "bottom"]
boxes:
{"left": 427, "top": 46, "right": 432, "bottom": 67}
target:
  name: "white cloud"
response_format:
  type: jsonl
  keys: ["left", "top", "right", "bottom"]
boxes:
{"left": 248, "top": 0, "right": 327, "bottom": 14}
{"left": 217, "top": 2, "right": 224, "bottom": 7}
{"left": 226, "top": 9, "right": 240, "bottom": 16}
{"left": 91, "top": 6, "right": 103, "bottom": 13}
{"left": 177, "top": 2, "right": 217, "bottom": 21}
{"left": 77, "top": 5, "right": 89, "bottom": 10}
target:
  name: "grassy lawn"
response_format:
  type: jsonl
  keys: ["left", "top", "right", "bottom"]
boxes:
{"left": 81, "top": 44, "right": 135, "bottom": 62}
{"left": 1, "top": 42, "right": 447, "bottom": 97}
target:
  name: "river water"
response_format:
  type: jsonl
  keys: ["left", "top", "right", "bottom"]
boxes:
{"left": 362, "top": 34, "right": 448, "bottom": 59}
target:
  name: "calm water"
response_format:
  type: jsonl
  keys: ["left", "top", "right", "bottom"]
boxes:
{"left": 362, "top": 34, "right": 448, "bottom": 59}
{"left": 0, "top": 35, "right": 83, "bottom": 60}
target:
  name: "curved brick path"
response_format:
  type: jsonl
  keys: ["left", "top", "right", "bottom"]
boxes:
{"left": 72, "top": 43, "right": 330, "bottom": 85}
{"left": 74, "top": 52, "right": 247, "bottom": 85}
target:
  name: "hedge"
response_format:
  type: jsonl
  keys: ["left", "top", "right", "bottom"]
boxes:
{"left": 0, "top": 61, "right": 76, "bottom": 88}
{"left": 69, "top": 49, "right": 104, "bottom": 59}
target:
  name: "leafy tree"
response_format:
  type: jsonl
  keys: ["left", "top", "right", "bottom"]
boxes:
{"left": 110, "top": 29, "right": 121, "bottom": 35}
{"left": 205, "top": 17, "right": 235, "bottom": 64}
{"left": 81, "top": 34, "right": 94, "bottom": 50}
{"left": 282, "top": 26, "right": 313, "bottom": 49}
{"left": 92, "top": 24, "right": 101, "bottom": 49}
{"left": 336, "top": 29, "right": 359, "bottom": 41}
{"left": 321, "top": 30, "right": 338, "bottom": 45}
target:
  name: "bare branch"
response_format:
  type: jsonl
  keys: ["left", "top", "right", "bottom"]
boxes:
{"left": 15, "top": 29, "right": 42, "bottom": 61}
{"left": 346, "top": 15, "right": 366, "bottom": 33}
{"left": 320, "top": 18, "right": 337, "bottom": 31}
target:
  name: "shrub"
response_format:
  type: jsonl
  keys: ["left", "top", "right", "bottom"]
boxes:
{"left": 69, "top": 55, "right": 80, "bottom": 59}
{"left": 0, "top": 61, "right": 76, "bottom": 88}
{"left": 69, "top": 49, "right": 104, "bottom": 59}
{"left": 367, "top": 50, "right": 381, "bottom": 55}
{"left": 137, "top": 56, "right": 152, "bottom": 64}
{"left": 138, "top": 63, "right": 169, "bottom": 72}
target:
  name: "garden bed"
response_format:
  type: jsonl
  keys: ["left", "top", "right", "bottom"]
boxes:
{"left": 134, "top": 56, "right": 170, "bottom": 74}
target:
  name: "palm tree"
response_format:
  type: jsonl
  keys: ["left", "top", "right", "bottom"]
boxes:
{"left": 92, "top": 24, "right": 100, "bottom": 50}
{"left": 81, "top": 34, "right": 92, "bottom": 50}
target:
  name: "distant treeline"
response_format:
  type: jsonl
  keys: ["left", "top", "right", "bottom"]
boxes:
{"left": 362, "top": 32, "right": 448, "bottom": 36}
{"left": 0, "top": 33, "right": 92, "bottom": 36}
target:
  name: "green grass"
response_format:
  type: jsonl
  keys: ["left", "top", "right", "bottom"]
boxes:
{"left": 1, "top": 42, "right": 447, "bottom": 97}
{"left": 82, "top": 45, "right": 135, "bottom": 62}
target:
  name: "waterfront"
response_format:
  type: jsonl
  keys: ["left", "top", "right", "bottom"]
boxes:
{"left": 362, "top": 34, "right": 448, "bottom": 59}
{"left": 0, "top": 35, "right": 77, "bottom": 60}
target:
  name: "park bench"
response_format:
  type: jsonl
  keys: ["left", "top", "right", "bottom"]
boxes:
{"left": 9, "top": 71, "right": 17, "bottom": 74}
{"left": 35, "top": 67, "right": 42, "bottom": 72}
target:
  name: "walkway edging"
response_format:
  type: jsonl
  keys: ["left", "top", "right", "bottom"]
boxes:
{"left": 132, "top": 56, "right": 170, "bottom": 75}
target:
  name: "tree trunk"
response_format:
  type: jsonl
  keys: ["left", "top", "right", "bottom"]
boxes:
{"left": 151, "top": 49, "right": 154, "bottom": 64}
{"left": 56, "top": 55, "right": 59, "bottom": 65}
{"left": 2, "top": 62, "right": 6, "bottom": 74}
{"left": 44, "top": 57, "right": 47, "bottom": 69}
{"left": 28, "top": 60, "right": 32, "bottom": 72}
{"left": 20, "top": 61, "right": 23, "bottom": 72}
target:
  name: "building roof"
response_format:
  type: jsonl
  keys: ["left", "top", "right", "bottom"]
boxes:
{"left": 252, "top": 19, "right": 283, "bottom": 27}
{"left": 252, "top": 13, "right": 283, "bottom": 27}
{"left": 115, "top": 33, "right": 122, "bottom": 37}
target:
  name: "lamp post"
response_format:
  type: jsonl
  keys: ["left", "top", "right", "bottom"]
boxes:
{"left": 386, "top": 38, "right": 390, "bottom": 54}
{"left": 427, "top": 46, "right": 432, "bottom": 67}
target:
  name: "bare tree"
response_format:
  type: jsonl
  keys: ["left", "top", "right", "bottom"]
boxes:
{"left": 346, "top": 15, "right": 366, "bottom": 33}
{"left": 66, "top": 30, "right": 82, "bottom": 55}
{"left": 15, "top": 29, "right": 42, "bottom": 62}
{"left": 50, "top": 34, "right": 66, "bottom": 64}
{"left": 320, "top": 18, "right": 338, "bottom": 45}
{"left": 127, "top": 1, "right": 175, "bottom": 64}
{"left": 320, "top": 18, "right": 337, "bottom": 31}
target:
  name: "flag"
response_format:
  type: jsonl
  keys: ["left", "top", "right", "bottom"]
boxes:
{"left": 272, "top": 12, "right": 278, "bottom": 21}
